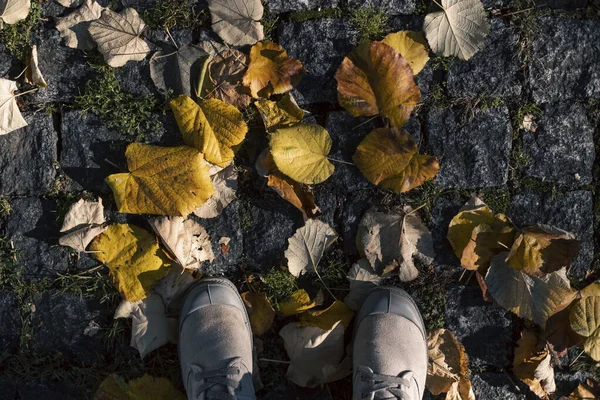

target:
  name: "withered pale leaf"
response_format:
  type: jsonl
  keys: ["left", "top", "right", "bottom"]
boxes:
{"left": 55, "top": 0, "right": 103, "bottom": 50}
{"left": 344, "top": 259, "right": 381, "bottom": 311}
{"left": 59, "top": 198, "right": 106, "bottom": 252}
{"left": 206, "top": 48, "right": 251, "bottom": 109}
{"left": 0, "top": 0, "right": 30, "bottom": 27}
{"left": 285, "top": 219, "right": 337, "bottom": 277}
{"left": 194, "top": 163, "right": 237, "bottom": 219}
{"left": 25, "top": 45, "right": 47, "bottom": 87}
{"left": 0, "top": 78, "right": 27, "bottom": 135}
{"left": 208, "top": 0, "right": 264, "bottom": 46}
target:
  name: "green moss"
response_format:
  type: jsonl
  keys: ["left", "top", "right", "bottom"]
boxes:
{"left": 263, "top": 268, "right": 298, "bottom": 310}
{"left": 55, "top": 270, "right": 120, "bottom": 306}
{"left": 478, "top": 97, "right": 506, "bottom": 110}
{"left": 480, "top": 187, "right": 511, "bottom": 213}
{"left": 74, "top": 63, "right": 160, "bottom": 141}
{"left": 425, "top": 83, "right": 451, "bottom": 108}
{"left": 262, "top": 16, "right": 279, "bottom": 41}
{"left": 0, "top": 196, "right": 11, "bottom": 218}
{"left": 406, "top": 180, "right": 442, "bottom": 225}
{"left": 350, "top": 7, "right": 390, "bottom": 41}
{"left": 431, "top": 56, "right": 452, "bottom": 71}
{"left": 289, "top": 7, "right": 343, "bottom": 22}
{"left": 0, "top": 0, "right": 41, "bottom": 61}
{"left": 142, "top": 0, "right": 208, "bottom": 30}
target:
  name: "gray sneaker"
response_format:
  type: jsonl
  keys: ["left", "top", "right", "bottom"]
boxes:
{"left": 352, "top": 287, "right": 428, "bottom": 400}
{"left": 179, "top": 278, "right": 256, "bottom": 400}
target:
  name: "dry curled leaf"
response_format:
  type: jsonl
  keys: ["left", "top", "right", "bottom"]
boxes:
{"left": 513, "top": 329, "right": 556, "bottom": 398}
{"left": 241, "top": 291, "right": 276, "bottom": 336}
{"left": 89, "top": 224, "right": 172, "bottom": 302}
{"left": 0, "top": 0, "right": 30, "bottom": 27}
{"left": 243, "top": 41, "right": 305, "bottom": 98}
{"left": 255, "top": 93, "right": 304, "bottom": 132}
{"left": 382, "top": 31, "right": 430, "bottom": 75}
{"left": 25, "top": 45, "right": 47, "bottom": 87}
{"left": 285, "top": 219, "right": 337, "bottom": 278}
{"left": 423, "top": 0, "right": 489, "bottom": 60}
{"left": 357, "top": 207, "right": 434, "bottom": 281}
{"left": 570, "top": 282, "right": 600, "bottom": 361}
{"left": 88, "top": 8, "right": 150, "bottom": 68}
{"left": 106, "top": 144, "right": 214, "bottom": 216}
{"left": 94, "top": 373, "right": 186, "bottom": 400}
{"left": 344, "top": 259, "right": 381, "bottom": 311}
{"left": 205, "top": 48, "right": 251, "bottom": 109}
{"left": 336, "top": 40, "right": 421, "bottom": 127}
{"left": 59, "top": 198, "right": 106, "bottom": 252}
{"left": 486, "top": 253, "right": 576, "bottom": 328}
{"left": 208, "top": 0, "right": 264, "bottom": 46}
{"left": 55, "top": 0, "right": 103, "bottom": 50}
{"left": 0, "top": 78, "right": 27, "bottom": 135}
{"left": 522, "top": 114, "right": 537, "bottom": 133}
{"left": 148, "top": 216, "right": 214, "bottom": 271}
{"left": 279, "top": 289, "right": 318, "bottom": 316}
{"left": 270, "top": 123, "right": 334, "bottom": 185}
{"left": 170, "top": 95, "right": 248, "bottom": 167}
{"left": 150, "top": 44, "right": 210, "bottom": 99}
{"left": 267, "top": 173, "right": 320, "bottom": 220}
{"left": 566, "top": 379, "right": 600, "bottom": 400}
{"left": 353, "top": 128, "right": 439, "bottom": 193}
{"left": 298, "top": 300, "right": 354, "bottom": 331}
{"left": 194, "top": 164, "right": 237, "bottom": 219}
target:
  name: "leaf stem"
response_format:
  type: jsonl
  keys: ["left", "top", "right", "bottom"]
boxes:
{"left": 327, "top": 157, "right": 354, "bottom": 166}
{"left": 14, "top": 88, "right": 39, "bottom": 98}
{"left": 313, "top": 263, "right": 338, "bottom": 301}
{"left": 432, "top": 0, "right": 444, "bottom": 10}
{"left": 259, "top": 358, "right": 291, "bottom": 364}
{"left": 569, "top": 350, "right": 585, "bottom": 367}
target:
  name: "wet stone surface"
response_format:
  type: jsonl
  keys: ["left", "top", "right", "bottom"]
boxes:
{"left": 522, "top": 102, "right": 595, "bottom": 187}
{"left": 427, "top": 106, "right": 513, "bottom": 189}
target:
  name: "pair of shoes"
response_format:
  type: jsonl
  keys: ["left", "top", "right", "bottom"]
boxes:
{"left": 178, "top": 278, "right": 428, "bottom": 400}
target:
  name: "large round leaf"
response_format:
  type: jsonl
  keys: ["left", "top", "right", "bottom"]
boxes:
{"left": 570, "top": 284, "right": 600, "bottom": 361}
{"left": 208, "top": 0, "right": 264, "bottom": 46}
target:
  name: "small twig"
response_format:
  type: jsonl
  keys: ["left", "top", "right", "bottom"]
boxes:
{"left": 259, "top": 358, "right": 291, "bottom": 365}
{"left": 406, "top": 203, "right": 427, "bottom": 215}
{"left": 569, "top": 349, "right": 585, "bottom": 367}
{"left": 165, "top": 27, "right": 179, "bottom": 49}
{"left": 458, "top": 268, "right": 467, "bottom": 283}
{"left": 15, "top": 66, "right": 28, "bottom": 80}
{"left": 327, "top": 157, "right": 354, "bottom": 166}
{"left": 13, "top": 88, "right": 38, "bottom": 98}
{"left": 104, "top": 158, "right": 123, "bottom": 171}
{"left": 352, "top": 115, "right": 378, "bottom": 130}
{"left": 432, "top": 0, "right": 444, "bottom": 9}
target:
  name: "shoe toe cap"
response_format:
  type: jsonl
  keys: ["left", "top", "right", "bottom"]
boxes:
{"left": 181, "top": 279, "right": 246, "bottom": 320}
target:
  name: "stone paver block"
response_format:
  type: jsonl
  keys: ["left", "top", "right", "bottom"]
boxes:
{"left": 482, "top": 0, "right": 512, "bottom": 8}
{"left": 29, "top": 29, "right": 94, "bottom": 104}
{"left": 31, "top": 291, "right": 109, "bottom": 363}
{"left": 471, "top": 373, "right": 530, "bottom": 399}
{"left": 428, "top": 107, "right": 512, "bottom": 189}
{"left": 529, "top": 18, "right": 600, "bottom": 103}
{"left": 538, "top": 0, "right": 588, "bottom": 9}
{"left": 448, "top": 19, "right": 523, "bottom": 98}
{"left": 430, "top": 197, "right": 464, "bottom": 267}
{"left": 279, "top": 19, "right": 358, "bottom": 104}
{"left": 0, "top": 112, "right": 57, "bottom": 196}
{"left": 347, "top": 0, "right": 416, "bottom": 14}
{"left": 523, "top": 103, "right": 594, "bottom": 187}
{"left": 0, "top": 290, "right": 20, "bottom": 353}
{"left": 1, "top": 197, "right": 70, "bottom": 280}
{"left": 265, "top": 0, "right": 340, "bottom": 13}
{"left": 114, "top": 58, "right": 157, "bottom": 97}
{"left": 445, "top": 285, "right": 513, "bottom": 368}
{"left": 507, "top": 191, "right": 594, "bottom": 277}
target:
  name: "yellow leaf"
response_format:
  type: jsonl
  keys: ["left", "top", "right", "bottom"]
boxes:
{"left": 568, "top": 380, "right": 600, "bottom": 400}
{"left": 335, "top": 40, "right": 421, "bottom": 127}
{"left": 279, "top": 289, "right": 317, "bottom": 316}
{"left": 382, "top": 31, "right": 430, "bottom": 75}
{"left": 270, "top": 123, "right": 334, "bottom": 184}
{"left": 94, "top": 374, "right": 186, "bottom": 400}
{"left": 90, "top": 224, "right": 171, "bottom": 302}
{"left": 507, "top": 225, "right": 581, "bottom": 275}
{"left": 426, "top": 329, "right": 470, "bottom": 396}
{"left": 170, "top": 95, "right": 248, "bottom": 167}
{"left": 298, "top": 300, "right": 354, "bottom": 331}
{"left": 353, "top": 127, "right": 438, "bottom": 193}
{"left": 570, "top": 289, "right": 600, "bottom": 361}
{"left": 106, "top": 144, "right": 214, "bottom": 216}
{"left": 255, "top": 93, "right": 304, "bottom": 131}
{"left": 513, "top": 330, "right": 556, "bottom": 398}
{"left": 241, "top": 291, "right": 276, "bottom": 336}
{"left": 242, "top": 41, "right": 305, "bottom": 98}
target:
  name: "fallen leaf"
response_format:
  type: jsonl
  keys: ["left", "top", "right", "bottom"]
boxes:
{"left": 153, "top": 265, "right": 196, "bottom": 309}
{"left": 59, "top": 198, "right": 106, "bottom": 252}
{"left": 205, "top": 48, "right": 251, "bottom": 109}
{"left": 55, "top": 0, "right": 103, "bottom": 50}
{"left": 522, "top": 114, "right": 537, "bottom": 133}
{"left": 336, "top": 41, "right": 421, "bottom": 127}
{"left": 267, "top": 173, "right": 320, "bottom": 220}
{"left": 89, "top": 224, "right": 172, "bottom": 302}
{"left": 279, "top": 321, "right": 345, "bottom": 388}
{"left": 541, "top": 302, "right": 585, "bottom": 357}
{"left": 353, "top": 128, "right": 439, "bottom": 193}
{"left": 106, "top": 143, "right": 214, "bottom": 216}
{"left": 57, "top": 0, "right": 83, "bottom": 7}
{"left": 513, "top": 329, "right": 556, "bottom": 398}
{"left": 279, "top": 289, "right": 318, "bottom": 316}
{"left": 344, "top": 259, "right": 381, "bottom": 311}
{"left": 0, "top": 78, "right": 27, "bottom": 135}
{"left": 567, "top": 379, "right": 600, "bottom": 400}
{"left": 270, "top": 123, "right": 334, "bottom": 184}
{"left": 241, "top": 291, "right": 276, "bottom": 336}
{"left": 243, "top": 41, "right": 304, "bottom": 98}
{"left": 114, "top": 294, "right": 168, "bottom": 359}
{"left": 255, "top": 93, "right": 304, "bottom": 131}
{"left": 285, "top": 219, "right": 337, "bottom": 277}
{"left": 447, "top": 196, "right": 515, "bottom": 272}
{"left": 219, "top": 236, "right": 231, "bottom": 254}
{"left": 94, "top": 374, "right": 186, "bottom": 400}
{"left": 0, "top": 0, "right": 30, "bottom": 27}
{"left": 298, "top": 300, "right": 354, "bottom": 330}
{"left": 506, "top": 225, "right": 581, "bottom": 275}
{"left": 208, "top": 0, "right": 264, "bottom": 46}
{"left": 426, "top": 328, "right": 473, "bottom": 399}
{"left": 485, "top": 253, "right": 576, "bottom": 328}
{"left": 148, "top": 216, "right": 214, "bottom": 270}
{"left": 357, "top": 207, "right": 434, "bottom": 281}
{"left": 150, "top": 44, "right": 211, "bottom": 99}
{"left": 475, "top": 271, "right": 493, "bottom": 302}
{"left": 25, "top": 45, "right": 47, "bottom": 87}
{"left": 194, "top": 164, "right": 237, "bottom": 219}
{"left": 423, "top": 0, "right": 489, "bottom": 60}
{"left": 170, "top": 95, "right": 248, "bottom": 168}
{"left": 255, "top": 148, "right": 276, "bottom": 177}
{"left": 89, "top": 8, "right": 150, "bottom": 68}
{"left": 570, "top": 282, "right": 600, "bottom": 361}
{"left": 197, "top": 39, "right": 228, "bottom": 57}
{"left": 382, "top": 31, "right": 430, "bottom": 75}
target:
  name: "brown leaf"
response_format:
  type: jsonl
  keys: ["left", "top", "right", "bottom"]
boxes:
{"left": 426, "top": 328, "right": 472, "bottom": 398}
{"left": 206, "top": 49, "right": 251, "bottom": 109}
{"left": 541, "top": 301, "right": 585, "bottom": 357}
{"left": 267, "top": 173, "right": 320, "bottom": 220}
{"left": 513, "top": 329, "right": 556, "bottom": 398}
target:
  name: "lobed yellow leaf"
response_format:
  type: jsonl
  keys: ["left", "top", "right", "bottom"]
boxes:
{"left": 279, "top": 289, "right": 318, "bottom": 316}
{"left": 382, "top": 31, "right": 430, "bottom": 75}
{"left": 106, "top": 143, "right": 214, "bottom": 216}
{"left": 89, "top": 224, "right": 172, "bottom": 302}
{"left": 298, "top": 300, "right": 354, "bottom": 331}
{"left": 241, "top": 291, "right": 276, "bottom": 336}
{"left": 255, "top": 93, "right": 304, "bottom": 131}
{"left": 94, "top": 373, "right": 186, "bottom": 400}
{"left": 170, "top": 95, "right": 248, "bottom": 167}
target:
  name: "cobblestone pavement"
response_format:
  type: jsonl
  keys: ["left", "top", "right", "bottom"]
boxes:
{"left": 0, "top": 0, "right": 599, "bottom": 399}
